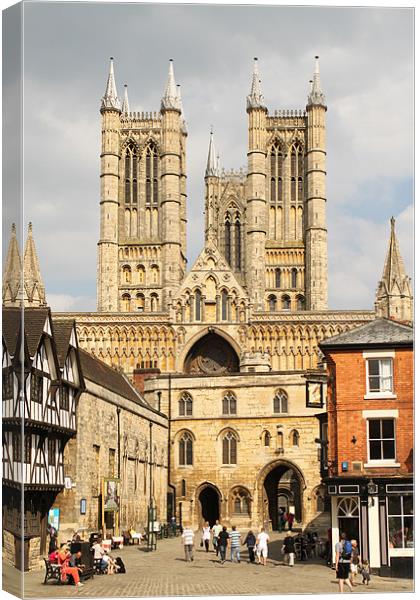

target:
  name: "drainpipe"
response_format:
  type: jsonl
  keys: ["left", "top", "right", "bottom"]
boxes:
{"left": 167, "top": 374, "right": 176, "bottom": 522}
{"left": 116, "top": 407, "right": 121, "bottom": 478}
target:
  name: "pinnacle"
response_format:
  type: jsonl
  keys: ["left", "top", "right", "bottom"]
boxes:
{"left": 247, "top": 57, "right": 266, "bottom": 110}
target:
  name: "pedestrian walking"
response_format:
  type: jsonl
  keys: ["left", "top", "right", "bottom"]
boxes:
{"left": 255, "top": 527, "right": 270, "bottom": 566}
{"left": 283, "top": 531, "right": 295, "bottom": 566}
{"left": 217, "top": 526, "right": 229, "bottom": 564}
{"left": 360, "top": 559, "right": 371, "bottom": 585}
{"left": 281, "top": 511, "right": 288, "bottom": 532}
{"left": 349, "top": 539, "right": 360, "bottom": 585}
{"left": 202, "top": 521, "right": 211, "bottom": 552}
{"left": 229, "top": 526, "right": 242, "bottom": 563}
{"left": 211, "top": 520, "right": 222, "bottom": 556}
{"left": 287, "top": 512, "right": 295, "bottom": 531}
{"left": 181, "top": 523, "right": 195, "bottom": 562}
{"left": 335, "top": 532, "right": 353, "bottom": 593}
{"left": 243, "top": 530, "right": 256, "bottom": 563}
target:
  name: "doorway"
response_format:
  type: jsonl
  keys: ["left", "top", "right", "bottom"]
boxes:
{"left": 337, "top": 497, "right": 360, "bottom": 545}
{"left": 263, "top": 465, "right": 302, "bottom": 530}
{"left": 198, "top": 486, "right": 220, "bottom": 526}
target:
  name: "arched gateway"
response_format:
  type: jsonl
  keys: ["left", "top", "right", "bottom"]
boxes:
{"left": 196, "top": 483, "right": 221, "bottom": 527}
{"left": 258, "top": 459, "right": 306, "bottom": 530}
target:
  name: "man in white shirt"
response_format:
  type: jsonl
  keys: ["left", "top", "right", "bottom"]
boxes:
{"left": 181, "top": 523, "right": 195, "bottom": 562}
{"left": 211, "top": 520, "right": 223, "bottom": 556}
{"left": 256, "top": 527, "right": 270, "bottom": 566}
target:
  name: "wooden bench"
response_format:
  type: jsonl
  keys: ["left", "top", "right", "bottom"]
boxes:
{"left": 43, "top": 559, "right": 63, "bottom": 585}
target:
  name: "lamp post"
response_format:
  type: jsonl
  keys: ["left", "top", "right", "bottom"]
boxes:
{"left": 147, "top": 422, "right": 157, "bottom": 551}
{"left": 367, "top": 479, "right": 377, "bottom": 507}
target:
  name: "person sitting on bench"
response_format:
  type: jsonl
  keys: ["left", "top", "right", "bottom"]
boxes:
{"left": 57, "top": 545, "right": 83, "bottom": 587}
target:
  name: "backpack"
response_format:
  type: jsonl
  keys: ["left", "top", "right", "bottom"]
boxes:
{"left": 341, "top": 540, "right": 352, "bottom": 560}
{"left": 114, "top": 556, "right": 126, "bottom": 574}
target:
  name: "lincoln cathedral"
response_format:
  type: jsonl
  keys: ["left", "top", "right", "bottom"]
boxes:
{"left": 2, "top": 56, "right": 412, "bottom": 570}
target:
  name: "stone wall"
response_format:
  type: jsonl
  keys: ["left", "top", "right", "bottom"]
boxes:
{"left": 3, "top": 530, "right": 15, "bottom": 568}
{"left": 144, "top": 370, "right": 326, "bottom": 531}
{"left": 53, "top": 377, "right": 168, "bottom": 543}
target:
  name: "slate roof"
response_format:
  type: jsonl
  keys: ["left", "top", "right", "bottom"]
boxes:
{"left": 52, "top": 319, "right": 75, "bottom": 367}
{"left": 2, "top": 306, "right": 50, "bottom": 358}
{"left": 2, "top": 307, "right": 22, "bottom": 355}
{"left": 78, "top": 348, "right": 152, "bottom": 409}
{"left": 320, "top": 318, "right": 413, "bottom": 349}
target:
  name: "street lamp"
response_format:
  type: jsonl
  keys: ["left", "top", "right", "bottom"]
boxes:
{"left": 367, "top": 479, "right": 378, "bottom": 507}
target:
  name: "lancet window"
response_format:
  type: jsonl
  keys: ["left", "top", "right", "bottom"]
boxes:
{"left": 124, "top": 143, "right": 138, "bottom": 204}
{"left": 145, "top": 144, "right": 159, "bottom": 205}
{"left": 290, "top": 143, "right": 304, "bottom": 203}
{"left": 270, "top": 142, "right": 284, "bottom": 203}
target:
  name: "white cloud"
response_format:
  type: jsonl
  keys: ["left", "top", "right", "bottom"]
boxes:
{"left": 48, "top": 294, "right": 96, "bottom": 312}
{"left": 2, "top": 4, "right": 412, "bottom": 312}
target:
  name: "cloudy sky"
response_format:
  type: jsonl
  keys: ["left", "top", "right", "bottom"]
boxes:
{"left": 3, "top": 2, "right": 414, "bottom": 312}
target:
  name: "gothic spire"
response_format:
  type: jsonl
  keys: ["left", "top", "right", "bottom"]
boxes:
{"left": 161, "top": 59, "right": 181, "bottom": 111}
{"left": 375, "top": 217, "right": 412, "bottom": 322}
{"left": 247, "top": 57, "right": 266, "bottom": 110}
{"left": 101, "top": 57, "right": 121, "bottom": 111}
{"left": 23, "top": 222, "right": 47, "bottom": 307}
{"left": 177, "top": 84, "right": 187, "bottom": 134}
{"left": 206, "top": 129, "right": 219, "bottom": 177}
{"left": 2, "top": 223, "right": 22, "bottom": 307}
{"left": 122, "top": 84, "right": 130, "bottom": 114}
{"left": 307, "top": 55, "right": 327, "bottom": 108}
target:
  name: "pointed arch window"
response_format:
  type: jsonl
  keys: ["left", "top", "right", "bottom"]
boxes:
{"left": 179, "top": 432, "right": 193, "bottom": 466}
{"left": 291, "top": 429, "right": 300, "bottom": 447}
{"left": 235, "top": 216, "right": 241, "bottom": 270}
{"left": 274, "top": 390, "right": 288, "bottom": 414}
{"left": 291, "top": 143, "right": 304, "bottom": 203}
{"left": 145, "top": 144, "right": 158, "bottom": 205}
{"left": 124, "top": 143, "right": 137, "bottom": 204}
{"left": 221, "top": 290, "right": 228, "bottom": 321}
{"left": 222, "top": 391, "right": 237, "bottom": 415}
{"left": 179, "top": 392, "right": 193, "bottom": 417}
{"left": 232, "top": 487, "right": 250, "bottom": 515}
{"left": 263, "top": 431, "right": 271, "bottom": 447}
{"left": 194, "top": 290, "right": 202, "bottom": 321}
{"left": 222, "top": 431, "right": 237, "bottom": 465}
{"left": 275, "top": 268, "right": 281, "bottom": 288}
{"left": 268, "top": 295, "right": 277, "bottom": 312}
{"left": 224, "top": 215, "right": 231, "bottom": 265}
{"left": 270, "top": 142, "right": 284, "bottom": 203}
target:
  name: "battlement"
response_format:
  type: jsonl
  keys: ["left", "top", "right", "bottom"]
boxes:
{"left": 121, "top": 111, "right": 162, "bottom": 126}
{"left": 267, "top": 109, "right": 307, "bottom": 129}
{"left": 220, "top": 166, "right": 247, "bottom": 181}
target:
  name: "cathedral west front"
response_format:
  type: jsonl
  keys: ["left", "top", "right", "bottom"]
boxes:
{"left": 53, "top": 56, "right": 411, "bottom": 532}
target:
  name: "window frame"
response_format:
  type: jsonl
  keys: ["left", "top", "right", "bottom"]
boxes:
{"left": 387, "top": 494, "right": 414, "bottom": 551}
{"left": 363, "top": 411, "right": 400, "bottom": 467}
{"left": 222, "top": 431, "right": 238, "bottom": 465}
{"left": 273, "top": 390, "right": 288, "bottom": 414}
{"left": 178, "top": 392, "right": 193, "bottom": 417}
{"left": 222, "top": 391, "right": 237, "bottom": 416}
{"left": 178, "top": 432, "right": 193, "bottom": 466}
{"left": 363, "top": 350, "right": 396, "bottom": 399}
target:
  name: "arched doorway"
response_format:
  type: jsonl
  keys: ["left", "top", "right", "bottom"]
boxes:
{"left": 260, "top": 461, "right": 305, "bottom": 530}
{"left": 337, "top": 497, "right": 360, "bottom": 544}
{"left": 198, "top": 485, "right": 220, "bottom": 527}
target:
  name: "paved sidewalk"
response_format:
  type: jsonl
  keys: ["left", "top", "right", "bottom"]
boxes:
{"left": 2, "top": 532, "right": 414, "bottom": 598}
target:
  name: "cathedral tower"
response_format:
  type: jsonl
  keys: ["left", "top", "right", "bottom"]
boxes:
{"left": 98, "top": 58, "right": 121, "bottom": 312}
{"left": 97, "top": 59, "right": 186, "bottom": 313}
{"left": 245, "top": 58, "right": 268, "bottom": 309}
{"left": 375, "top": 217, "right": 413, "bottom": 322}
{"left": 305, "top": 56, "right": 328, "bottom": 310}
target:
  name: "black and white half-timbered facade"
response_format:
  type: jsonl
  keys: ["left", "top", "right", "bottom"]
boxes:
{"left": 2, "top": 307, "right": 83, "bottom": 570}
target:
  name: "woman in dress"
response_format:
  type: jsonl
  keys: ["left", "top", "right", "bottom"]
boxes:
{"left": 202, "top": 521, "right": 211, "bottom": 552}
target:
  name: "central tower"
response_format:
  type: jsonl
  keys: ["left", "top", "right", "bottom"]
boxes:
{"left": 204, "top": 57, "right": 328, "bottom": 312}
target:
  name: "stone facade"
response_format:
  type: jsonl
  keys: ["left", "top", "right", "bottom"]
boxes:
{"left": 52, "top": 372, "right": 168, "bottom": 542}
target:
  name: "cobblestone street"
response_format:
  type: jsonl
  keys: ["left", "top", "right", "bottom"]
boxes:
{"left": 2, "top": 533, "right": 414, "bottom": 598}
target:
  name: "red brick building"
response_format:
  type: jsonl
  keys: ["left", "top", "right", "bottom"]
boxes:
{"left": 319, "top": 318, "right": 413, "bottom": 577}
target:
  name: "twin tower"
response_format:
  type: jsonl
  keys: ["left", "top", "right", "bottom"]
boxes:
{"left": 97, "top": 57, "right": 328, "bottom": 315}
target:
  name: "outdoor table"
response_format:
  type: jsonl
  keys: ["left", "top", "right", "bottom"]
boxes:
{"left": 112, "top": 536, "right": 124, "bottom": 549}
